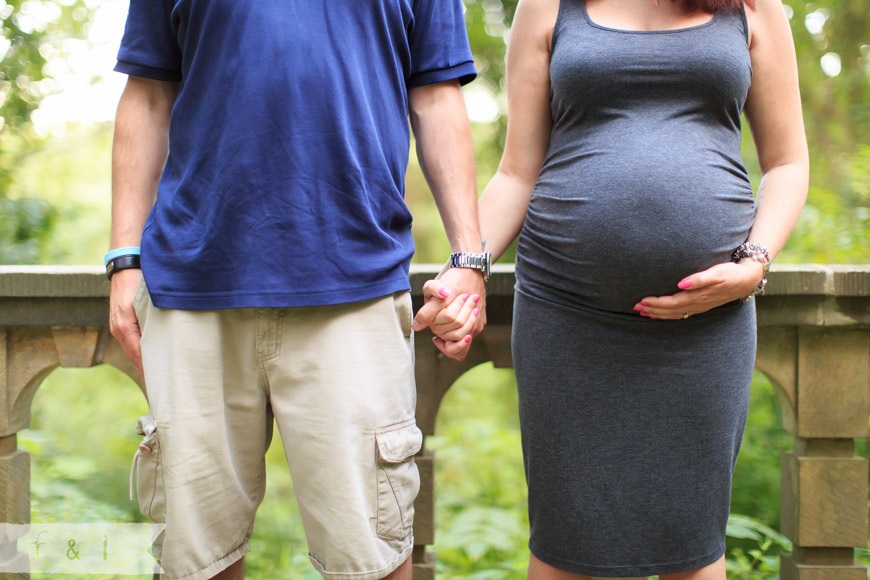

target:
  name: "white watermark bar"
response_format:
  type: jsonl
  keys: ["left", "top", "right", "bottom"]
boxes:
{"left": 0, "top": 523, "right": 165, "bottom": 574}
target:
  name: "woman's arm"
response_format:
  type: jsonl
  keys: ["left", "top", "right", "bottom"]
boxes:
{"left": 478, "top": 0, "right": 559, "bottom": 261}
{"left": 413, "top": 0, "right": 560, "bottom": 357}
{"left": 742, "top": 0, "right": 810, "bottom": 259}
{"left": 636, "top": 0, "right": 809, "bottom": 320}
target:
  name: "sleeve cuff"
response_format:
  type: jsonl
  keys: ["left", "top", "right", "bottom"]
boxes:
{"left": 114, "top": 60, "right": 182, "bottom": 82}
{"left": 408, "top": 61, "right": 477, "bottom": 88}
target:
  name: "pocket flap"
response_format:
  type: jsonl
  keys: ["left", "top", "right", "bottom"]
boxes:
{"left": 136, "top": 413, "right": 157, "bottom": 438}
{"left": 375, "top": 421, "right": 423, "bottom": 463}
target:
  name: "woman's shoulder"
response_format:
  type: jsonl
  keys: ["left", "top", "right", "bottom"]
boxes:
{"left": 744, "top": 0, "right": 791, "bottom": 48}
{"left": 513, "top": 0, "right": 562, "bottom": 50}
{"left": 515, "top": 0, "right": 561, "bottom": 24}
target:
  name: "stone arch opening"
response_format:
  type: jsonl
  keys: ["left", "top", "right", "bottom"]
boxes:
{"left": 426, "top": 362, "right": 527, "bottom": 576}
{"left": 22, "top": 364, "right": 148, "bottom": 524}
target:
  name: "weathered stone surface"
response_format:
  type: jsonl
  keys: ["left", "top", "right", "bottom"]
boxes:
{"left": 756, "top": 327, "right": 798, "bottom": 434}
{"left": 2, "top": 328, "right": 58, "bottom": 436}
{"left": 797, "top": 328, "right": 869, "bottom": 439}
{"left": 50, "top": 326, "right": 102, "bottom": 368}
{"left": 413, "top": 450, "right": 435, "bottom": 546}
{"left": 0, "top": 266, "right": 107, "bottom": 298}
{"left": 95, "top": 330, "right": 146, "bottom": 394}
{"left": 412, "top": 549, "right": 435, "bottom": 580}
{"left": 781, "top": 453, "right": 868, "bottom": 547}
{"left": 781, "top": 554, "right": 866, "bottom": 580}
{"left": 0, "top": 450, "right": 29, "bottom": 525}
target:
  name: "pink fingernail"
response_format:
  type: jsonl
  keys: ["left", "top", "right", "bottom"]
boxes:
{"left": 473, "top": 308, "right": 480, "bottom": 317}
{"left": 472, "top": 294, "right": 481, "bottom": 303}
{"left": 633, "top": 306, "right": 643, "bottom": 311}
{"left": 439, "top": 288, "right": 450, "bottom": 297}
{"left": 641, "top": 301, "right": 651, "bottom": 306}
{"left": 678, "top": 278, "right": 692, "bottom": 289}
{"left": 640, "top": 312, "right": 651, "bottom": 317}
{"left": 463, "top": 335, "right": 472, "bottom": 344}
{"left": 461, "top": 293, "right": 469, "bottom": 301}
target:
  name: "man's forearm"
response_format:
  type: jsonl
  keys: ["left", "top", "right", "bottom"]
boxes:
{"left": 408, "top": 81, "right": 482, "bottom": 254}
{"left": 110, "top": 77, "right": 177, "bottom": 249}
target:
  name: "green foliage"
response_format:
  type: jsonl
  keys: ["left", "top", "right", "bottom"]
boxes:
{"left": 0, "top": 194, "right": 55, "bottom": 262}
{"left": 725, "top": 514, "right": 792, "bottom": 579}
{"left": 782, "top": 145, "right": 870, "bottom": 263}
{"left": 0, "top": 0, "right": 94, "bottom": 263}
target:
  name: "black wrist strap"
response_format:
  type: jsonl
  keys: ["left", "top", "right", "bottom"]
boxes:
{"left": 106, "top": 255, "right": 141, "bottom": 280}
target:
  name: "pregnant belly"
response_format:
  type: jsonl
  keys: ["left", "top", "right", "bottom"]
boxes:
{"left": 516, "top": 173, "right": 755, "bottom": 314}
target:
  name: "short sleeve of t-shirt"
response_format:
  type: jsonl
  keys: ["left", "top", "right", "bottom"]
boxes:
{"left": 114, "top": 0, "right": 182, "bottom": 82}
{"left": 408, "top": 0, "right": 476, "bottom": 87}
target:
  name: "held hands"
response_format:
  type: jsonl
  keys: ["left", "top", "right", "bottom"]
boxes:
{"left": 633, "top": 260, "right": 765, "bottom": 320}
{"left": 411, "top": 267, "right": 486, "bottom": 360}
{"left": 108, "top": 268, "right": 145, "bottom": 375}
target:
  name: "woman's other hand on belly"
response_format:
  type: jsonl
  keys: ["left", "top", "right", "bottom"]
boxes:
{"left": 632, "top": 260, "right": 765, "bottom": 319}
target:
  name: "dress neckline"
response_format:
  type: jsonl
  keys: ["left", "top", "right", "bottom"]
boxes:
{"left": 579, "top": 0, "right": 719, "bottom": 35}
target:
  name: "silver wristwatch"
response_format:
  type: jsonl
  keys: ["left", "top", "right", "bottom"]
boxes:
{"left": 731, "top": 242, "right": 770, "bottom": 301}
{"left": 448, "top": 252, "right": 491, "bottom": 282}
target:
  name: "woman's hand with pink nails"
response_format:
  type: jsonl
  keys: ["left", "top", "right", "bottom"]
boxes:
{"left": 431, "top": 292, "right": 481, "bottom": 342}
{"left": 633, "top": 260, "right": 765, "bottom": 320}
{"left": 412, "top": 268, "right": 487, "bottom": 361}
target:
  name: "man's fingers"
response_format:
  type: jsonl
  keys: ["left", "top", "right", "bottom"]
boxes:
{"left": 412, "top": 299, "right": 444, "bottom": 331}
{"left": 111, "top": 314, "right": 143, "bottom": 368}
{"left": 422, "top": 279, "right": 451, "bottom": 300}
{"left": 412, "top": 280, "right": 455, "bottom": 331}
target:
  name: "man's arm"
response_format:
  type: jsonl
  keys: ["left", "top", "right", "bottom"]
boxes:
{"left": 109, "top": 76, "right": 177, "bottom": 374}
{"left": 408, "top": 80, "right": 485, "bottom": 361}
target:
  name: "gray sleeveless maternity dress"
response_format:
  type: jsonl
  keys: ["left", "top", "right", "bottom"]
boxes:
{"left": 511, "top": 1, "right": 756, "bottom": 577}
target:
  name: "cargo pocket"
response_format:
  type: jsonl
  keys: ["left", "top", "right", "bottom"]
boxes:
{"left": 374, "top": 418, "right": 423, "bottom": 541}
{"left": 129, "top": 414, "right": 166, "bottom": 523}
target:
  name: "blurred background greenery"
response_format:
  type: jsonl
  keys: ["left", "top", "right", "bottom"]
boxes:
{"left": 2, "top": 0, "right": 868, "bottom": 578}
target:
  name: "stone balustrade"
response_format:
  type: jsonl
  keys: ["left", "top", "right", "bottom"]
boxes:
{"left": 1, "top": 264, "right": 868, "bottom": 579}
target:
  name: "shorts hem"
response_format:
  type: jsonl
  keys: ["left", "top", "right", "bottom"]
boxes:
{"left": 159, "top": 542, "right": 250, "bottom": 580}
{"left": 309, "top": 539, "right": 413, "bottom": 580}
{"left": 529, "top": 542, "right": 725, "bottom": 577}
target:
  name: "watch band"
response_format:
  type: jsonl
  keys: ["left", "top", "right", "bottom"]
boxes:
{"left": 448, "top": 252, "right": 491, "bottom": 282}
{"left": 106, "top": 254, "right": 142, "bottom": 280}
{"left": 104, "top": 246, "right": 141, "bottom": 266}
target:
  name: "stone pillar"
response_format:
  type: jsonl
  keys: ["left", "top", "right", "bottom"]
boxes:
{"left": 0, "top": 433, "right": 30, "bottom": 580}
{"left": 779, "top": 328, "right": 870, "bottom": 580}
{"left": 0, "top": 327, "right": 54, "bottom": 580}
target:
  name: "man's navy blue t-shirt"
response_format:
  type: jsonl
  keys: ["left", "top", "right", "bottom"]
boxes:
{"left": 115, "top": 0, "right": 476, "bottom": 309}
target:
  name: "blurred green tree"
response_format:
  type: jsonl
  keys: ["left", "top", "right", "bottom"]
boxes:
{"left": 0, "top": 0, "right": 93, "bottom": 263}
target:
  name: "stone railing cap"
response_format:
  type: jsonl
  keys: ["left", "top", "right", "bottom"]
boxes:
{"left": 0, "top": 264, "right": 868, "bottom": 298}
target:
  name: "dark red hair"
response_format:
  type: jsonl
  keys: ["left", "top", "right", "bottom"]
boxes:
{"left": 682, "top": 0, "right": 753, "bottom": 12}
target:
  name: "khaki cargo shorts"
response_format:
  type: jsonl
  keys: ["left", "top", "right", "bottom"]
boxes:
{"left": 130, "top": 279, "right": 421, "bottom": 580}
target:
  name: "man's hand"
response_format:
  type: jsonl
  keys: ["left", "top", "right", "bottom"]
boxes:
{"left": 109, "top": 268, "right": 145, "bottom": 375}
{"left": 412, "top": 267, "right": 486, "bottom": 361}
{"left": 633, "top": 261, "right": 765, "bottom": 320}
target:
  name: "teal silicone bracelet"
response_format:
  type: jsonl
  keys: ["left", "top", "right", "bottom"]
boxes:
{"left": 104, "top": 246, "right": 141, "bottom": 266}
